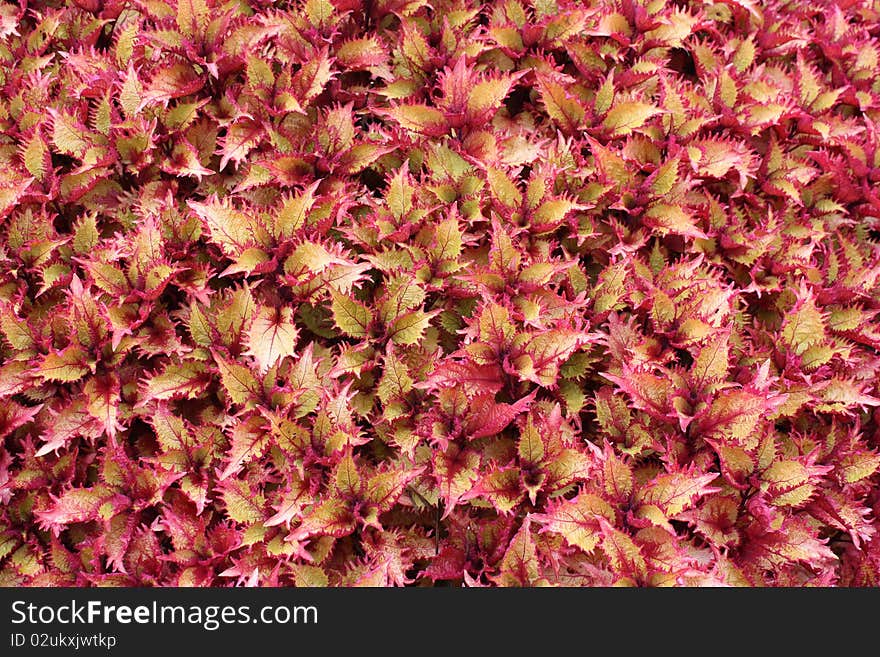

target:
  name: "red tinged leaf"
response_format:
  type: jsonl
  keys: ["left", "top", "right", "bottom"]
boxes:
{"left": 35, "top": 487, "right": 130, "bottom": 535}
{"left": 149, "top": 405, "right": 195, "bottom": 454}
{"left": 218, "top": 415, "right": 269, "bottom": 480}
{"left": 287, "top": 498, "right": 357, "bottom": 543}
{"left": 378, "top": 104, "right": 448, "bottom": 137}
{"left": 36, "top": 345, "right": 90, "bottom": 383}
{"left": 218, "top": 118, "right": 263, "bottom": 171}
{"left": 34, "top": 400, "right": 102, "bottom": 457}
{"left": 738, "top": 518, "right": 838, "bottom": 576}
{"left": 187, "top": 196, "right": 259, "bottom": 256}
{"left": 693, "top": 388, "right": 786, "bottom": 449}
{"left": 138, "top": 64, "right": 206, "bottom": 110}
{"left": 536, "top": 76, "right": 586, "bottom": 135}
{"left": 634, "top": 472, "right": 720, "bottom": 518}
{"left": 83, "top": 373, "right": 123, "bottom": 441}
{"left": 138, "top": 361, "right": 212, "bottom": 404}
{"left": 0, "top": 400, "right": 41, "bottom": 440}
{"left": 462, "top": 467, "right": 525, "bottom": 515}
{"left": 416, "top": 360, "right": 505, "bottom": 397}
{"left": 464, "top": 391, "right": 536, "bottom": 440}
{"left": 512, "top": 330, "right": 593, "bottom": 387}
{"left": 433, "top": 444, "right": 481, "bottom": 516}
{"left": 492, "top": 517, "right": 542, "bottom": 587}
{"left": 597, "top": 517, "right": 648, "bottom": 584}
{"left": 602, "top": 369, "right": 676, "bottom": 422}
{"left": 336, "top": 37, "right": 389, "bottom": 71}
{"left": 0, "top": 170, "right": 34, "bottom": 219}
{"left": 264, "top": 472, "right": 310, "bottom": 528}
{"left": 533, "top": 492, "right": 616, "bottom": 554}
{"left": 365, "top": 465, "right": 426, "bottom": 515}
{"left": 212, "top": 351, "right": 261, "bottom": 405}
{"left": 289, "top": 48, "right": 334, "bottom": 107}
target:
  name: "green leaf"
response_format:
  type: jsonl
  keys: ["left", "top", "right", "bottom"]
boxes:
{"left": 517, "top": 414, "right": 544, "bottom": 464}
{"left": 213, "top": 352, "right": 261, "bottom": 405}
{"left": 330, "top": 291, "right": 373, "bottom": 338}
{"left": 21, "top": 131, "right": 47, "bottom": 180}
{"left": 275, "top": 182, "right": 319, "bottom": 239}
{"left": 388, "top": 310, "right": 436, "bottom": 346}
{"left": 151, "top": 406, "right": 195, "bottom": 452}
{"left": 377, "top": 347, "right": 414, "bottom": 405}
{"left": 781, "top": 289, "right": 826, "bottom": 356}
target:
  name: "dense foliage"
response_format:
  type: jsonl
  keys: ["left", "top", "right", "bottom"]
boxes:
{"left": 1, "top": 0, "right": 880, "bottom": 586}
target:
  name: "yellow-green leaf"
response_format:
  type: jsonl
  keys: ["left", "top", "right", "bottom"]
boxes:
{"left": 377, "top": 347, "right": 413, "bottom": 405}
{"left": 220, "top": 479, "right": 265, "bottom": 524}
{"left": 388, "top": 310, "right": 435, "bottom": 346}
{"left": 330, "top": 291, "right": 373, "bottom": 338}
{"left": 51, "top": 111, "right": 89, "bottom": 157}
{"left": 384, "top": 104, "right": 446, "bottom": 135}
{"left": 213, "top": 352, "right": 261, "bottom": 405}
{"left": 38, "top": 346, "right": 89, "bottom": 383}
{"left": 517, "top": 414, "right": 544, "bottom": 464}
{"left": 603, "top": 101, "right": 661, "bottom": 136}
{"left": 781, "top": 292, "right": 826, "bottom": 356}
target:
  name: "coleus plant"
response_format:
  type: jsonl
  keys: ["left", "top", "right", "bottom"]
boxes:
{"left": 0, "top": 0, "right": 879, "bottom": 587}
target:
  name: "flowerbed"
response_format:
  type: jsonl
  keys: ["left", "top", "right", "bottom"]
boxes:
{"left": 1, "top": 0, "right": 880, "bottom": 586}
